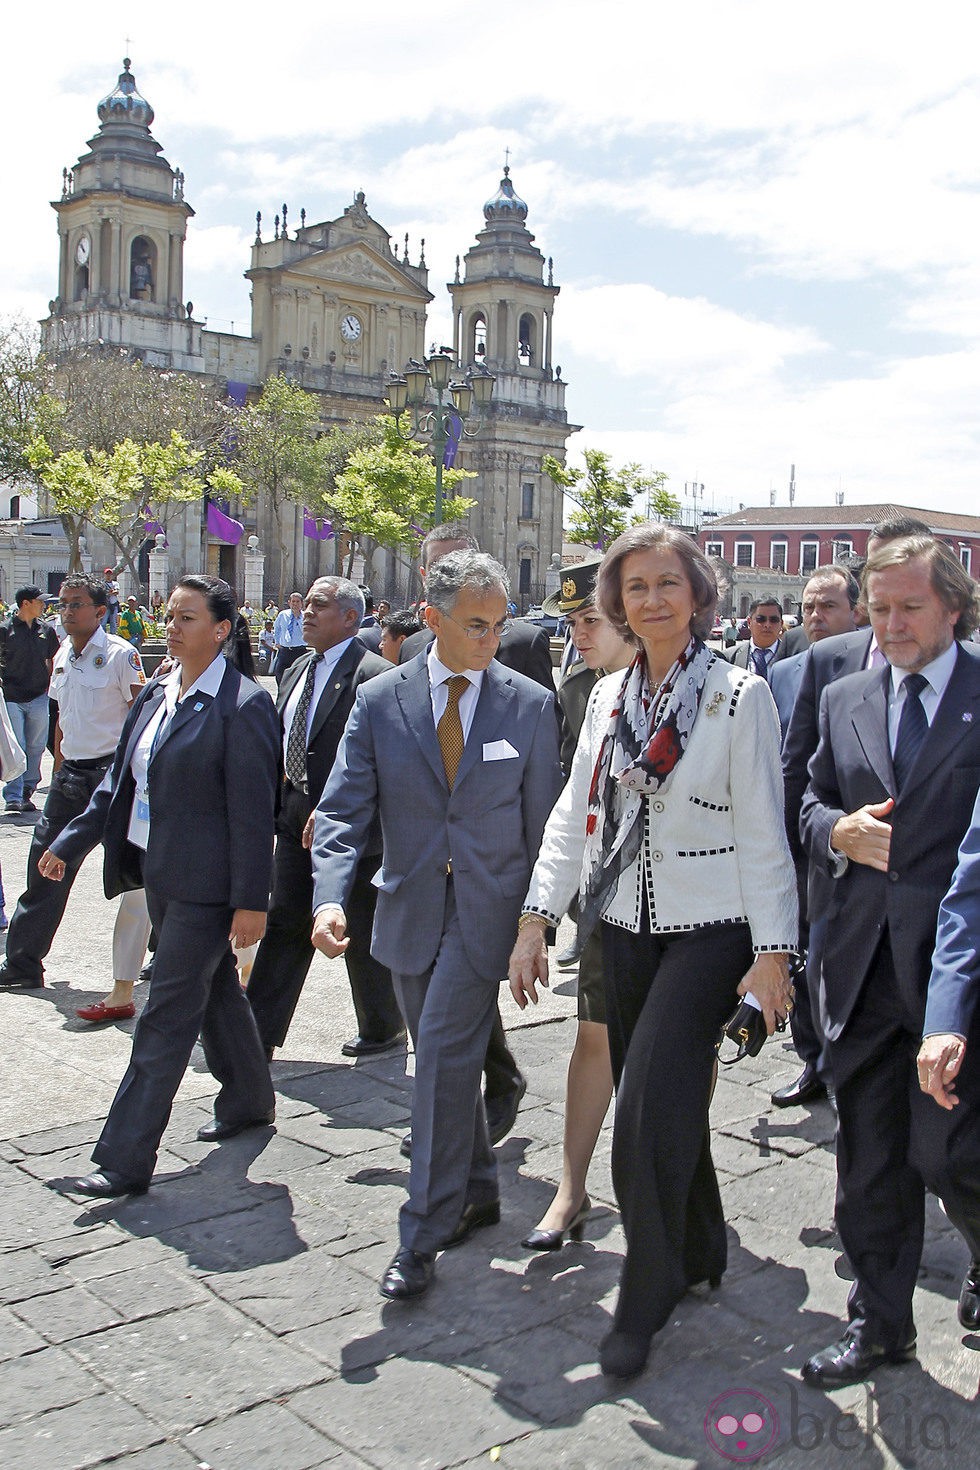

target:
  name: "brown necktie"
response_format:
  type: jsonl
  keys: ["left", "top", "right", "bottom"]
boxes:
{"left": 437, "top": 675, "right": 469, "bottom": 790}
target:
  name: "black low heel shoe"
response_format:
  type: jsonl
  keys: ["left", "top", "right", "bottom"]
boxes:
{"left": 521, "top": 1195, "right": 591, "bottom": 1252}
{"left": 600, "top": 1327, "right": 653, "bottom": 1379}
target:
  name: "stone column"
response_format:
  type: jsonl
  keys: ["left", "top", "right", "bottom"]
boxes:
{"left": 148, "top": 533, "right": 170, "bottom": 607}
{"left": 243, "top": 534, "right": 265, "bottom": 609}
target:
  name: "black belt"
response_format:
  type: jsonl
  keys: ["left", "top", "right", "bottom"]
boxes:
{"left": 63, "top": 755, "right": 112, "bottom": 770}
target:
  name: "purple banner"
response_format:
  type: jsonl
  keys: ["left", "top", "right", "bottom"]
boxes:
{"left": 443, "top": 411, "right": 462, "bottom": 468}
{"left": 206, "top": 500, "right": 245, "bottom": 544}
{"left": 303, "top": 508, "right": 334, "bottom": 541}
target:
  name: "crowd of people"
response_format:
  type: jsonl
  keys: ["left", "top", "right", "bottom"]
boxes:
{"left": 0, "top": 514, "right": 977, "bottom": 1393}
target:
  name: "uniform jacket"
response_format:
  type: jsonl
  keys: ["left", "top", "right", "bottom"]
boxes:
{"left": 800, "top": 646, "right": 980, "bottom": 1039}
{"left": 50, "top": 661, "right": 280, "bottom": 911}
{"left": 311, "top": 653, "right": 563, "bottom": 981}
{"left": 524, "top": 657, "right": 797, "bottom": 950}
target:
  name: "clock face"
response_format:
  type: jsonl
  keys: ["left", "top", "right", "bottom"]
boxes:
{"left": 340, "top": 313, "right": 362, "bottom": 342}
{"left": 75, "top": 234, "right": 91, "bottom": 266}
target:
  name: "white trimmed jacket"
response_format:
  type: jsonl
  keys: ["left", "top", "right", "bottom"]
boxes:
{"left": 524, "top": 657, "right": 798, "bottom": 953}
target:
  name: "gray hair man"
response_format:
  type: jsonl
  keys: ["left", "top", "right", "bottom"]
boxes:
{"left": 311, "top": 549, "right": 562, "bottom": 1300}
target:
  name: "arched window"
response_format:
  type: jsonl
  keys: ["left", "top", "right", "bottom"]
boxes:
{"left": 73, "top": 264, "right": 89, "bottom": 301}
{"left": 518, "top": 312, "right": 536, "bottom": 366}
{"left": 467, "top": 312, "right": 488, "bottom": 363}
{"left": 129, "top": 236, "right": 157, "bottom": 300}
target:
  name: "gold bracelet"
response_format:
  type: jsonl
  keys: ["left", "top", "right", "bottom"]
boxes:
{"left": 517, "top": 912, "right": 548, "bottom": 931}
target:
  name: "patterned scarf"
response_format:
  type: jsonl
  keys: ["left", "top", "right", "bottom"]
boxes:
{"left": 575, "top": 637, "right": 715, "bottom": 946}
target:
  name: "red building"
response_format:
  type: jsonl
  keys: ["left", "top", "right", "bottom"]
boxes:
{"left": 698, "top": 502, "right": 980, "bottom": 580}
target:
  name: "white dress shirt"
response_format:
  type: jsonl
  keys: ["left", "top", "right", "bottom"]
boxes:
{"left": 886, "top": 641, "right": 958, "bottom": 750}
{"left": 127, "top": 654, "right": 227, "bottom": 849}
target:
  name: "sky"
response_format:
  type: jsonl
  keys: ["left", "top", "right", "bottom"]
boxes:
{"left": 3, "top": 0, "right": 979, "bottom": 523}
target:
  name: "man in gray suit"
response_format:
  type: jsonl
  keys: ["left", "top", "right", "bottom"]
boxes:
{"left": 312, "top": 551, "right": 562, "bottom": 1300}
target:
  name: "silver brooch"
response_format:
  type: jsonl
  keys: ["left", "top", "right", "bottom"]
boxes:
{"left": 964, "top": 712, "right": 973, "bottom": 723}
{"left": 704, "top": 692, "right": 726, "bottom": 717}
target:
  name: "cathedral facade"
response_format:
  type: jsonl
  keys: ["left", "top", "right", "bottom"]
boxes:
{"left": 41, "top": 60, "right": 577, "bottom": 605}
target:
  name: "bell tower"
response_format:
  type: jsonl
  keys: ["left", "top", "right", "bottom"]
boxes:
{"left": 44, "top": 59, "right": 204, "bottom": 370}
{"left": 449, "top": 165, "right": 577, "bottom": 605}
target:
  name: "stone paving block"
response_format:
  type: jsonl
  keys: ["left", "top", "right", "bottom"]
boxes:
{"left": 454, "top": 1402, "right": 692, "bottom": 1470}
{"left": 91, "top": 1445, "right": 202, "bottom": 1469}
{"left": 85, "top": 1261, "right": 211, "bottom": 1322}
{"left": 57, "top": 1234, "right": 178, "bottom": 1284}
{"left": 275, "top": 1066, "right": 404, "bottom": 1115}
{"left": 0, "top": 1303, "right": 47, "bottom": 1361}
{"left": 288, "top": 1356, "right": 531, "bottom": 1469}
{"left": 456, "top": 1320, "right": 615, "bottom": 1426}
{"left": 0, "top": 1177, "right": 109, "bottom": 1249}
{"left": 0, "top": 1393, "right": 162, "bottom": 1470}
{"left": 328, "top": 1095, "right": 412, "bottom": 1129}
{"left": 12, "top": 1280, "right": 126, "bottom": 1344}
{"left": 181, "top": 1400, "right": 352, "bottom": 1469}
{"left": 156, "top": 1198, "right": 315, "bottom": 1275}
{"left": 0, "top": 1244, "right": 66, "bottom": 1304}
{"left": 68, "top": 1300, "right": 328, "bottom": 1435}
{"left": 0, "top": 1343, "right": 102, "bottom": 1424}
{"left": 205, "top": 1248, "right": 370, "bottom": 1334}
{"left": 286, "top": 1297, "right": 479, "bottom": 1375}
{"left": 10, "top": 1119, "right": 113, "bottom": 1157}
{"left": 282, "top": 1111, "right": 395, "bottom": 1160}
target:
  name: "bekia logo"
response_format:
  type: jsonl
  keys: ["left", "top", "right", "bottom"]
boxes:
{"left": 704, "top": 1389, "right": 779, "bottom": 1463}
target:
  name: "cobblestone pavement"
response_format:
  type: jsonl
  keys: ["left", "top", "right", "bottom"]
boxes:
{"left": 1, "top": 757, "right": 978, "bottom": 1470}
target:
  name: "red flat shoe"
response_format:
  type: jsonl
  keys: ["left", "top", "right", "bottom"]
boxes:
{"left": 75, "top": 1000, "right": 137, "bottom": 1023}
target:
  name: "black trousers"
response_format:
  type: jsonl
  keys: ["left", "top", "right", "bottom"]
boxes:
{"left": 93, "top": 890, "right": 275, "bottom": 1182}
{"left": 1, "top": 758, "right": 111, "bottom": 984}
{"left": 246, "top": 784, "right": 403, "bottom": 1049}
{"left": 603, "top": 915, "right": 753, "bottom": 1338}
{"left": 830, "top": 935, "right": 980, "bottom": 1347}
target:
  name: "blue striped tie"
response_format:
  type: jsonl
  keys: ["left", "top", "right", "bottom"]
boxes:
{"left": 892, "top": 673, "right": 928, "bottom": 791}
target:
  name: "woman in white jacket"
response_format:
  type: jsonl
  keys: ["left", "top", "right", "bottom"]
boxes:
{"left": 509, "top": 525, "right": 798, "bottom": 1380}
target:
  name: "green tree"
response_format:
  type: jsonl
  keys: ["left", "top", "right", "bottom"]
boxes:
{"left": 324, "top": 417, "right": 476, "bottom": 578}
{"left": 542, "top": 450, "right": 673, "bottom": 550}
{"left": 0, "top": 317, "right": 53, "bottom": 487}
{"left": 234, "top": 375, "right": 325, "bottom": 594}
{"left": 26, "top": 432, "right": 241, "bottom": 578}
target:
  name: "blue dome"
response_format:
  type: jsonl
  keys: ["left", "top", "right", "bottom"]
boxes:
{"left": 97, "top": 59, "right": 154, "bottom": 130}
{"left": 483, "top": 165, "right": 528, "bottom": 224}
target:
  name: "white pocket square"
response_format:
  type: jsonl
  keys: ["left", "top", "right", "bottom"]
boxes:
{"left": 483, "top": 739, "right": 519, "bottom": 761}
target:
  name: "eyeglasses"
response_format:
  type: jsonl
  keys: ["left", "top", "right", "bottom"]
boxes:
{"left": 58, "top": 599, "right": 95, "bottom": 613}
{"left": 440, "top": 611, "right": 508, "bottom": 641}
{"left": 752, "top": 614, "right": 783, "bottom": 624}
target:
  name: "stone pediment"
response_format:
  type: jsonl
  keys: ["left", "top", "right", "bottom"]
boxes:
{"left": 283, "top": 245, "right": 430, "bottom": 301}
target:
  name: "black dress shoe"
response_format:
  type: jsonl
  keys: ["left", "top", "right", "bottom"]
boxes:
{"left": 68, "top": 1170, "right": 149, "bottom": 1198}
{"left": 441, "top": 1199, "right": 501, "bottom": 1249}
{"left": 802, "top": 1326, "right": 916, "bottom": 1389}
{"left": 399, "top": 1132, "right": 412, "bottom": 1159}
{"left": 341, "top": 1031, "right": 407, "bottom": 1058}
{"left": 485, "top": 1075, "right": 527, "bottom": 1145}
{"left": 196, "top": 1111, "right": 275, "bottom": 1142}
{"left": 0, "top": 966, "right": 45, "bottom": 991}
{"left": 771, "top": 1063, "right": 828, "bottom": 1108}
{"left": 600, "top": 1328, "right": 653, "bottom": 1379}
{"left": 379, "top": 1247, "right": 435, "bottom": 1299}
{"left": 958, "top": 1260, "right": 980, "bottom": 1330}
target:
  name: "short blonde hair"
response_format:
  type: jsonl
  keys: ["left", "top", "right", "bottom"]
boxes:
{"left": 597, "top": 523, "right": 718, "bottom": 644}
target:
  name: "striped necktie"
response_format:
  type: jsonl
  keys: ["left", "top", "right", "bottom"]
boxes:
{"left": 751, "top": 647, "right": 769, "bottom": 681}
{"left": 437, "top": 675, "right": 469, "bottom": 790}
{"left": 284, "top": 654, "right": 323, "bottom": 789}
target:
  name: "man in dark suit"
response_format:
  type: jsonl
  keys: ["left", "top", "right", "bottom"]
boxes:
{"left": 799, "top": 536, "right": 980, "bottom": 1387}
{"left": 726, "top": 596, "right": 806, "bottom": 676}
{"left": 312, "top": 550, "right": 563, "bottom": 1299}
{"left": 918, "top": 786, "right": 980, "bottom": 1331}
{"left": 769, "top": 566, "right": 859, "bottom": 1103}
{"left": 398, "top": 524, "right": 557, "bottom": 1144}
{"left": 247, "top": 577, "right": 403, "bottom": 1059}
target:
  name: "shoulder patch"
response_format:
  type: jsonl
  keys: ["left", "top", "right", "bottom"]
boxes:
{"left": 129, "top": 649, "right": 142, "bottom": 671}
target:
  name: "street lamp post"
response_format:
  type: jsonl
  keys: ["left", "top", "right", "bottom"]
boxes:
{"left": 383, "top": 351, "right": 495, "bottom": 524}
